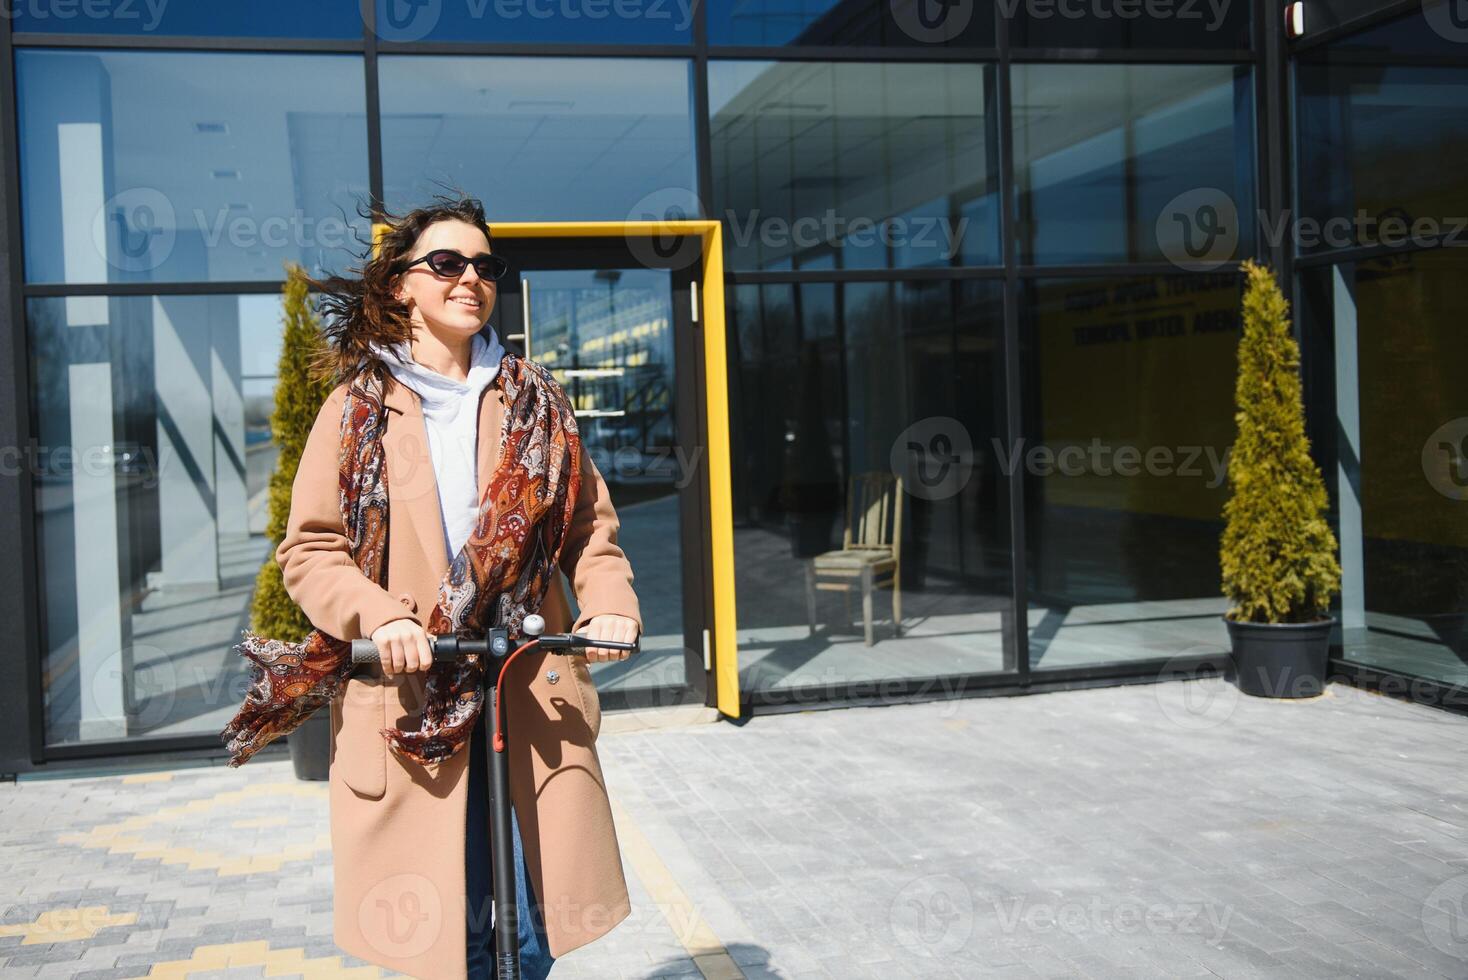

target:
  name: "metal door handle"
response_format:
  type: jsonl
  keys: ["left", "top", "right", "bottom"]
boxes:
{"left": 519, "top": 277, "right": 532, "bottom": 358}
{"left": 522, "top": 275, "right": 534, "bottom": 359}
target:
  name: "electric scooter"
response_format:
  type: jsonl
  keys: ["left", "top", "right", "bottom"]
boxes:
{"left": 349, "top": 613, "right": 639, "bottom": 980}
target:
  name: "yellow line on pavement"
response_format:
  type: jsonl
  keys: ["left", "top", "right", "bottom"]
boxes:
{"left": 57, "top": 782, "right": 333, "bottom": 876}
{"left": 610, "top": 798, "right": 744, "bottom": 980}
{"left": 124, "top": 939, "right": 394, "bottom": 978}
{"left": 0, "top": 906, "right": 137, "bottom": 944}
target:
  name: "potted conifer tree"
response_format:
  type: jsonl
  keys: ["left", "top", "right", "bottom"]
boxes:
{"left": 1219, "top": 260, "right": 1342, "bottom": 698}
{"left": 250, "top": 263, "right": 335, "bottom": 777}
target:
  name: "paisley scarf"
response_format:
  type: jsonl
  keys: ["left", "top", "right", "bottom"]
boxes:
{"left": 220, "top": 351, "right": 582, "bottom": 769}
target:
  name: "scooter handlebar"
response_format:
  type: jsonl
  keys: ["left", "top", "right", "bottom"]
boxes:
{"left": 349, "top": 631, "right": 640, "bottom": 664}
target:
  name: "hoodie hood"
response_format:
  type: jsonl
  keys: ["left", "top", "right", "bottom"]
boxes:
{"left": 368, "top": 325, "right": 507, "bottom": 419}
{"left": 364, "top": 324, "right": 509, "bottom": 557}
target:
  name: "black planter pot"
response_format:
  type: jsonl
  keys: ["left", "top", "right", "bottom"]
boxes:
{"left": 1224, "top": 615, "right": 1335, "bottom": 698}
{"left": 288, "top": 707, "right": 332, "bottom": 780}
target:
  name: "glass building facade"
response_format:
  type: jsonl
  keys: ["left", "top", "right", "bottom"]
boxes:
{"left": 0, "top": 0, "right": 1463, "bottom": 769}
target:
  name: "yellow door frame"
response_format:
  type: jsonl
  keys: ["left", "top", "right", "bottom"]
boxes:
{"left": 371, "top": 219, "right": 740, "bottom": 718}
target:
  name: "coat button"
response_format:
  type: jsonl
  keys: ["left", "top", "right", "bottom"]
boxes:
{"left": 396, "top": 592, "right": 418, "bottom": 613}
{"left": 545, "top": 669, "right": 559, "bottom": 684}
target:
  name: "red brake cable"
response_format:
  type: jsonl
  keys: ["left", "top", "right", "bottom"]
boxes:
{"left": 491, "top": 639, "right": 542, "bottom": 753}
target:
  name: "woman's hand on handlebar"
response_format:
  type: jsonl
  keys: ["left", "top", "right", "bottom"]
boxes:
{"left": 580, "top": 614, "right": 639, "bottom": 663}
{"left": 370, "top": 618, "right": 433, "bottom": 675}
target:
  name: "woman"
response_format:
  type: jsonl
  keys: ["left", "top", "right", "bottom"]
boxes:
{"left": 283, "top": 196, "right": 642, "bottom": 980}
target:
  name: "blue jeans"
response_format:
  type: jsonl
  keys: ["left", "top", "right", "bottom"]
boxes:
{"left": 466, "top": 700, "right": 556, "bottom": 980}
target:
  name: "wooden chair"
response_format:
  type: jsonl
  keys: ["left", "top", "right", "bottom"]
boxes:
{"left": 804, "top": 471, "right": 903, "bottom": 646}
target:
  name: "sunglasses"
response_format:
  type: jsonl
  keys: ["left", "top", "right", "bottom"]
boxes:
{"left": 401, "top": 248, "right": 511, "bottom": 281}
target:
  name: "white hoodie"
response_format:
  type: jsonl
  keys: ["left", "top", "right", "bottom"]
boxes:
{"left": 369, "top": 325, "right": 507, "bottom": 560}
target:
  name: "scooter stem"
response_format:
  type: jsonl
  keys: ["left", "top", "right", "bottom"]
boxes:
{"left": 481, "top": 626, "right": 522, "bottom": 980}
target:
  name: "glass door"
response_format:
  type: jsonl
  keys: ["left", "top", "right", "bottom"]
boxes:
{"left": 491, "top": 238, "right": 707, "bottom": 713}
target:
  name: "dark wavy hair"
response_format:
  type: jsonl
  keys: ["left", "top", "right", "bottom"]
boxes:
{"left": 303, "top": 190, "right": 497, "bottom": 390}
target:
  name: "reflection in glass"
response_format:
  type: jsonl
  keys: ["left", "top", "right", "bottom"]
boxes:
{"left": 1296, "top": 39, "right": 1468, "bottom": 256}
{"left": 1011, "top": 64, "right": 1255, "bottom": 265}
{"left": 1328, "top": 5, "right": 1467, "bottom": 53}
{"left": 12, "top": 0, "right": 361, "bottom": 37}
{"left": 372, "top": 0, "right": 691, "bottom": 44}
{"left": 709, "top": 61, "right": 999, "bottom": 271}
{"left": 706, "top": 0, "right": 993, "bottom": 47}
{"left": 1021, "top": 275, "right": 1243, "bottom": 669}
{"left": 730, "top": 279, "right": 1012, "bottom": 696}
{"left": 379, "top": 56, "right": 697, "bottom": 223}
{"left": 27, "top": 294, "right": 290, "bottom": 746}
{"left": 521, "top": 269, "right": 690, "bottom": 700}
{"left": 1298, "top": 252, "right": 1468, "bottom": 688}
{"left": 17, "top": 50, "right": 370, "bottom": 285}
{"left": 1009, "top": 0, "right": 1250, "bottom": 49}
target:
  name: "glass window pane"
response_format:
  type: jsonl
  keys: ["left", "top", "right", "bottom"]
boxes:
{"left": 1295, "top": 23, "right": 1468, "bottom": 257}
{"left": 1012, "top": 63, "right": 1256, "bottom": 266}
{"left": 1307, "top": 0, "right": 1446, "bottom": 43}
{"left": 17, "top": 50, "right": 371, "bottom": 285}
{"left": 12, "top": 1, "right": 362, "bottom": 38}
{"left": 370, "top": 0, "right": 691, "bottom": 44}
{"left": 1021, "top": 274, "right": 1244, "bottom": 669}
{"left": 1008, "top": 0, "right": 1251, "bottom": 49}
{"left": 730, "top": 278, "right": 1014, "bottom": 698}
{"left": 379, "top": 56, "right": 697, "bottom": 222}
{"left": 1299, "top": 251, "right": 1468, "bottom": 690}
{"left": 27, "top": 293, "right": 290, "bottom": 746}
{"left": 710, "top": 61, "right": 998, "bottom": 271}
{"left": 707, "top": 0, "right": 993, "bottom": 47}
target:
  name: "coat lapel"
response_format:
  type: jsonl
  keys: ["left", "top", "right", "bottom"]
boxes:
{"left": 382, "top": 379, "right": 451, "bottom": 583}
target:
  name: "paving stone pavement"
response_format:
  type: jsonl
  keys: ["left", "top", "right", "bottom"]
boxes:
{"left": 2, "top": 675, "right": 1466, "bottom": 979}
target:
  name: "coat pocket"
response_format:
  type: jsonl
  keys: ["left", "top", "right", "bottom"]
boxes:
{"left": 331, "top": 673, "right": 387, "bottom": 799}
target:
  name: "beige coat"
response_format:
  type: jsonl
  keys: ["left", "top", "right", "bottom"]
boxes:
{"left": 277, "top": 372, "right": 642, "bottom": 979}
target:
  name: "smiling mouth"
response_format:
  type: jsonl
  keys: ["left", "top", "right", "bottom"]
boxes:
{"left": 449, "top": 296, "right": 482, "bottom": 309}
